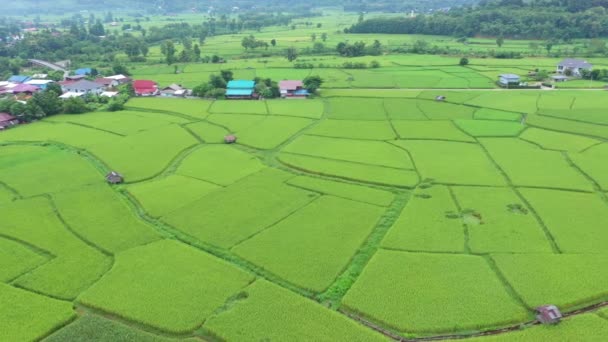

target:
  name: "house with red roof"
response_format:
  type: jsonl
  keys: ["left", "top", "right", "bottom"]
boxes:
{"left": 0, "top": 113, "right": 19, "bottom": 130}
{"left": 279, "top": 80, "right": 309, "bottom": 99}
{"left": 134, "top": 80, "right": 159, "bottom": 96}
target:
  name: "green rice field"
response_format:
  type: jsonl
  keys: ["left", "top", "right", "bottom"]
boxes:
{"left": 2, "top": 85, "right": 608, "bottom": 340}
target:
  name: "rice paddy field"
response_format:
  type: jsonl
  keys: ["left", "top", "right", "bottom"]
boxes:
{"left": 2, "top": 86, "right": 608, "bottom": 341}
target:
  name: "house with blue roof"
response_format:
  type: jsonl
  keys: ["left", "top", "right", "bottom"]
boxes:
{"left": 8, "top": 75, "right": 31, "bottom": 84}
{"left": 75, "top": 68, "right": 93, "bottom": 76}
{"left": 226, "top": 80, "right": 256, "bottom": 99}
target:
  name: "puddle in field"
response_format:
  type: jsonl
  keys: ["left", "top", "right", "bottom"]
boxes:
{"left": 445, "top": 209, "right": 484, "bottom": 225}
{"left": 507, "top": 203, "right": 529, "bottom": 215}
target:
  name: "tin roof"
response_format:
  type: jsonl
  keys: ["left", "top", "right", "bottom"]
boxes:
{"left": 227, "top": 80, "right": 255, "bottom": 89}
{"left": 279, "top": 80, "right": 303, "bottom": 90}
{"left": 226, "top": 89, "right": 254, "bottom": 96}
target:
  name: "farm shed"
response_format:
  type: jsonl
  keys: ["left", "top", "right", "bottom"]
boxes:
{"left": 0, "top": 113, "right": 19, "bottom": 130}
{"left": 498, "top": 74, "right": 521, "bottom": 87}
{"left": 279, "top": 80, "right": 309, "bottom": 99}
{"left": 226, "top": 80, "right": 256, "bottom": 99}
{"left": 106, "top": 172, "right": 124, "bottom": 184}
{"left": 536, "top": 305, "right": 562, "bottom": 325}
{"left": 224, "top": 135, "right": 238, "bottom": 144}
{"left": 161, "top": 84, "right": 188, "bottom": 97}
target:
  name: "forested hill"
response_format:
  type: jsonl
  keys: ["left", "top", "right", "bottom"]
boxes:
{"left": 348, "top": 0, "right": 608, "bottom": 39}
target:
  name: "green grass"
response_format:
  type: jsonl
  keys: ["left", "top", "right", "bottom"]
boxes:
{"left": 381, "top": 186, "right": 465, "bottom": 253}
{"left": 527, "top": 113, "right": 608, "bottom": 140}
{"left": 163, "top": 169, "right": 318, "bottom": 248}
{"left": 493, "top": 254, "right": 608, "bottom": 310}
{"left": 204, "top": 280, "right": 389, "bottom": 342}
{"left": 308, "top": 119, "right": 396, "bottom": 140}
{"left": 267, "top": 99, "right": 325, "bottom": 119}
{"left": 127, "top": 98, "right": 212, "bottom": 119}
{"left": 454, "top": 120, "right": 525, "bottom": 137}
{"left": 0, "top": 122, "right": 116, "bottom": 149}
{"left": 210, "top": 100, "right": 268, "bottom": 115}
{"left": 0, "top": 283, "right": 76, "bottom": 341}
{"left": 474, "top": 108, "right": 522, "bottom": 121}
{"left": 88, "top": 125, "right": 198, "bottom": 182}
{"left": 520, "top": 128, "right": 600, "bottom": 153}
{"left": 451, "top": 186, "right": 552, "bottom": 253}
{"left": 78, "top": 240, "right": 254, "bottom": 333}
{"left": 570, "top": 143, "right": 608, "bottom": 190}
{"left": 127, "top": 175, "right": 220, "bottom": 218}
{"left": 53, "top": 185, "right": 161, "bottom": 253}
{"left": 342, "top": 250, "right": 530, "bottom": 334}
{"left": 0, "top": 238, "right": 48, "bottom": 282}
{"left": 454, "top": 314, "right": 608, "bottom": 341}
{"left": 278, "top": 153, "right": 420, "bottom": 187}
{"left": 183, "top": 121, "right": 230, "bottom": 143}
{"left": 286, "top": 175, "right": 395, "bottom": 207}
{"left": 538, "top": 108, "right": 608, "bottom": 125}
{"left": 520, "top": 188, "right": 608, "bottom": 253}
{"left": 0, "top": 145, "right": 104, "bottom": 197}
{"left": 44, "top": 315, "right": 196, "bottom": 342}
{"left": 480, "top": 138, "right": 593, "bottom": 191}
{"left": 48, "top": 111, "right": 189, "bottom": 135}
{"left": 207, "top": 114, "right": 267, "bottom": 132}
{"left": 393, "top": 140, "right": 506, "bottom": 186}
{"left": 233, "top": 196, "right": 384, "bottom": 292}
{"left": 2, "top": 197, "right": 111, "bottom": 300}
{"left": 383, "top": 98, "right": 428, "bottom": 120}
{"left": 236, "top": 116, "right": 313, "bottom": 149}
{"left": 417, "top": 101, "right": 476, "bottom": 120}
{"left": 177, "top": 145, "right": 265, "bottom": 186}
{"left": 392, "top": 121, "right": 475, "bottom": 141}
{"left": 326, "top": 98, "right": 386, "bottom": 121}
{"left": 283, "top": 135, "right": 414, "bottom": 169}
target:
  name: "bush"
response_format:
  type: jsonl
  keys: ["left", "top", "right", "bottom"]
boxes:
{"left": 459, "top": 57, "right": 469, "bottom": 66}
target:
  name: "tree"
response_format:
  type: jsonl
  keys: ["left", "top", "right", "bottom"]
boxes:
{"left": 30, "top": 90, "right": 62, "bottom": 116}
{"left": 303, "top": 75, "right": 323, "bottom": 93}
{"left": 311, "top": 33, "right": 317, "bottom": 42}
{"left": 220, "top": 70, "right": 234, "bottom": 82}
{"left": 313, "top": 42, "right": 325, "bottom": 53}
{"left": 161, "top": 40, "right": 176, "bottom": 65}
{"left": 459, "top": 57, "right": 469, "bottom": 66}
{"left": 321, "top": 33, "right": 328, "bottom": 42}
{"left": 271, "top": 39, "right": 277, "bottom": 47}
{"left": 112, "top": 64, "right": 130, "bottom": 76}
{"left": 545, "top": 41, "right": 554, "bottom": 54}
{"left": 209, "top": 74, "right": 227, "bottom": 89}
{"left": 496, "top": 36, "right": 505, "bottom": 48}
{"left": 46, "top": 83, "right": 63, "bottom": 97}
{"left": 533, "top": 70, "right": 549, "bottom": 81}
{"left": 193, "top": 44, "right": 201, "bottom": 61}
{"left": 285, "top": 47, "right": 298, "bottom": 62}
{"left": 317, "top": 23, "right": 322, "bottom": 28}
{"left": 63, "top": 97, "right": 89, "bottom": 114}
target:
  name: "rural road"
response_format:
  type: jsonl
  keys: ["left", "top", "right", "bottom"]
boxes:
{"left": 29, "top": 59, "right": 69, "bottom": 79}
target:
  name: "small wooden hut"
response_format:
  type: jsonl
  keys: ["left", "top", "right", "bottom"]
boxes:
{"left": 224, "top": 135, "right": 238, "bottom": 144}
{"left": 536, "top": 305, "right": 562, "bottom": 325}
{"left": 435, "top": 95, "right": 446, "bottom": 102}
{"left": 106, "top": 171, "right": 124, "bottom": 184}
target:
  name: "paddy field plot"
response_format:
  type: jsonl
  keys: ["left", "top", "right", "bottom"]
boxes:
{"left": 480, "top": 138, "right": 593, "bottom": 191}
{"left": 492, "top": 254, "right": 608, "bottom": 310}
{"left": 381, "top": 186, "right": 465, "bottom": 253}
{"left": 78, "top": 240, "right": 254, "bottom": 333}
{"left": 520, "top": 189, "right": 608, "bottom": 253}
{"left": 2, "top": 87, "right": 608, "bottom": 340}
{"left": 342, "top": 250, "right": 530, "bottom": 334}
{"left": 0, "top": 283, "right": 76, "bottom": 341}
{"left": 233, "top": 196, "right": 385, "bottom": 292}
{"left": 204, "top": 280, "right": 388, "bottom": 342}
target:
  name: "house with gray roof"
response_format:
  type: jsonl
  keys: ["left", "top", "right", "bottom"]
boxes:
{"left": 61, "top": 80, "right": 104, "bottom": 95}
{"left": 557, "top": 59, "right": 593, "bottom": 77}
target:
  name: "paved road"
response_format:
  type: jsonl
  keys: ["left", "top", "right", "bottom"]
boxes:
{"left": 29, "top": 59, "right": 69, "bottom": 79}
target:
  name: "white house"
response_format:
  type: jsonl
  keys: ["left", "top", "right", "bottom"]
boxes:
{"left": 61, "top": 80, "right": 104, "bottom": 95}
{"left": 557, "top": 59, "right": 592, "bottom": 77}
{"left": 499, "top": 74, "right": 521, "bottom": 87}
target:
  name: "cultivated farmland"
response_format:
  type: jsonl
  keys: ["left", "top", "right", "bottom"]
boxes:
{"left": 1, "top": 89, "right": 608, "bottom": 341}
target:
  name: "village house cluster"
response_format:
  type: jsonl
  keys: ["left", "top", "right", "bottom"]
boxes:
{"left": 498, "top": 58, "right": 594, "bottom": 88}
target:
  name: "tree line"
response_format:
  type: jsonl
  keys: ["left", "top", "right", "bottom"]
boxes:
{"left": 348, "top": 0, "right": 608, "bottom": 40}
